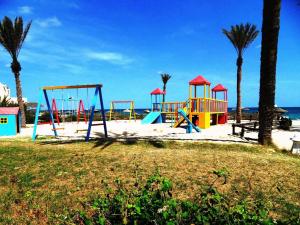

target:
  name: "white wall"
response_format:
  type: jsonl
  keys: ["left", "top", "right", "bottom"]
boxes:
{"left": 0, "top": 82, "right": 11, "bottom": 98}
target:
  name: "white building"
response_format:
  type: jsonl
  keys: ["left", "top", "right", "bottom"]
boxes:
{"left": 0, "top": 82, "right": 11, "bottom": 98}
{"left": 0, "top": 82, "right": 27, "bottom": 103}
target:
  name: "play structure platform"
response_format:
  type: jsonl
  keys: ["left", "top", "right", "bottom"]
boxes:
{"left": 142, "top": 75, "right": 228, "bottom": 130}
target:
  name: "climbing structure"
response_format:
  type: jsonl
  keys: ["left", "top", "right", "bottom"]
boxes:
{"left": 146, "top": 75, "right": 228, "bottom": 129}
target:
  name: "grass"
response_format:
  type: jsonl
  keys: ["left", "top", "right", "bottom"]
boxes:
{"left": 0, "top": 139, "right": 299, "bottom": 224}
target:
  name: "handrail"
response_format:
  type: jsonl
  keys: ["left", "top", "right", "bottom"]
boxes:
{"left": 153, "top": 97, "right": 228, "bottom": 114}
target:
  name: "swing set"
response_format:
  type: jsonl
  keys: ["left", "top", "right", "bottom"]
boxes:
{"left": 109, "top": 100, "right": 136, "bottom": 121}
{"left": 32, "top": 84, "right": 108, "bottom": 141}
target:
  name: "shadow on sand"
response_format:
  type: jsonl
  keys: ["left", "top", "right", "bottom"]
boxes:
{"left": 38, "top": 130, "right": 168, "bottom": 150}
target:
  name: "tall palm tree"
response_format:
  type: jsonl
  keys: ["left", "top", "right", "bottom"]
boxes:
{"left": 222, "top": 23, "right": 259, "bottom": 123}
{"left": 0, "top": 16, "right": 32, "bottom": 127}
{"left": 258, "top": 0, "right": 282, "bottom": 145}
{"left": 161, "top": 73, "right": 171, "bottom": 103}
{"left": 0, "top": 95, "right": 12, "bottom": 107}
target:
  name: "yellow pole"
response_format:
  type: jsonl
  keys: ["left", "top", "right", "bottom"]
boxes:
{"left": 204, "top": 85, "right": 206, "bottom": 112}
{"left": 129, "top": 102, "right": 132, "bottom": 121}
{"left": 109, "top": 102, "right": 113, "bottom": 120}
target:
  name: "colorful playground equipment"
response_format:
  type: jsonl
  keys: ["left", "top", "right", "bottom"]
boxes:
{"left": 32, "top": 84, "right": 107, "bottom": 141}
{"left": 142, "top": 75, "right": 228, "bottom": 131}
{"left": 0, "top": 107, "right": 21, "bottom": 136}
{"left": 109, "top": 100, "right": 136, "bottom": 121}
{"left": 141, "top": 88, "right": 165, "bottom": 124}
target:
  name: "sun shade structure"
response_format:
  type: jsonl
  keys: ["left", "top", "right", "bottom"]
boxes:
{"left": 212, "top": 84, "right": 228, "bottom": 101}
{"left": 189, "top": 75, "right": 211, "bottom": 86}
{"left": 32, "top": 84, "right": 107, "bottom": 141}
{"left": 150, "top": 88, "right": 165, "bottom": 95}
{"left": 150, "top": 88, "right": 165, "bottom": 111}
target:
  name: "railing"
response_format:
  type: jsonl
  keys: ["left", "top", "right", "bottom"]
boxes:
{"left": 189, "top": 98, "right": 228, "bottom": 113}
{"left": 153, "top": 98, "right": 227, "bottom": 114}
{"left": 152, "top": 102, "right": 186, "bottom": 113}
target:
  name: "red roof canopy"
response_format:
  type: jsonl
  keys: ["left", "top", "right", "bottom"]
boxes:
{"left": 0, "top": 107, "right": 19, "bottom": 115}
{"left": 189, "top": 75, "right": 211, "bottom": 86}
{"left": 151, "top": 88, "right": 165, "bottom": 95}
{"left": 212, "top": 84, "right": 227, "bottom": 92}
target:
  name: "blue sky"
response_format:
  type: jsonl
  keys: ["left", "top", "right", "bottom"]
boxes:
{"left": 0, "top": 0, "right": 299, "bottom": 108}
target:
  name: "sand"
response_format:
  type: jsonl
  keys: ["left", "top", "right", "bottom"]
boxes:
{"left": 2, "top": 119, "right": 300, "bottom": 152}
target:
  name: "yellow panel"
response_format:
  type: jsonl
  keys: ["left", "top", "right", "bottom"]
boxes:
{"left": 198, "top": 112, "right": 210, "bottom": 129}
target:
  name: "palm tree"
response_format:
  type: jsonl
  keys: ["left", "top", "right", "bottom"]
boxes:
{"left": 0, "top": 16, "right": 32, "bottom": 127}
{"left": 222, "top": 23, "right": 259, "bottom": 123}
{"left": 258, "top": 0, "right": 282, "bottom": 145}
{"left": 161, "top": 73, "right": 171, "bottom": 103}
{"left": 0, "top": 95, "right": 12, "bottom": 107}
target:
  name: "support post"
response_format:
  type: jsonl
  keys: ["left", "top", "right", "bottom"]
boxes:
{"left": 86, "top": 87, "right": 98, "bottom": 141}
{"left": 44, "top": 89, "right": 57, "bottom": 137}
{"left": 98, "top": 86, "right": 108, "bottom": 138}
{"left": 32, "top": 89, "right": 43, "bottom": 141}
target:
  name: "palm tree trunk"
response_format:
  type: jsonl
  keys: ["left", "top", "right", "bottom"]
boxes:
{"left": 236, "top": 55, "right": 243, "bottom": 123}
{"left": 162, "top": 84, "right": 166, "bottom": 103}
{"left": 11, "top": 58, "right": 26, "bottom": 127}
{"left": 258, "top": 0, "right": 281, "bottom": 145}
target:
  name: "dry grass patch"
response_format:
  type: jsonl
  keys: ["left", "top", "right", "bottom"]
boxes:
{"left": 0, "top": 139, "right": 299, "bottom": 224}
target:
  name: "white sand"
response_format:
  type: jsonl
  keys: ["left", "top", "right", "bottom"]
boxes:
{"left": 2, "top": 119, "right": 300, "bottom": 151}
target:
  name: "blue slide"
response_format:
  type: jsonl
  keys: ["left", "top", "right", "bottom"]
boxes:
{"left": 141, "top": 112, "right": 163, "bottom": 124}
{"left": 178, "top": 109, "right": 201, "bottom": 133}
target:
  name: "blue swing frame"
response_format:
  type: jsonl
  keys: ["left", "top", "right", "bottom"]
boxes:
{"left": 32, "top": 84, "right": 108, "bottom": 141}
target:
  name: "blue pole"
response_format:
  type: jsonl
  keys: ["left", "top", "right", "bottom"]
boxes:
{"left": 44, "top": 89, "right": 57, "bottom": 137}
{"left": 32, "top": 89, "right": 43, "bottom": 141}
{"left": 86, "top": 86, "right": 99, "bottom": 141}
{"left": 98, "top": 86, "right": 108, "bottom": 138}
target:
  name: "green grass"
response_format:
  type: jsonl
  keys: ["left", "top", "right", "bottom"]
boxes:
{"left": 0, "top": 139, "right": 299, "bottom": 224}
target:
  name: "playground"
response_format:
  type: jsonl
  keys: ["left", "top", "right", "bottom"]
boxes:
{"left": 0, "top": 75, "right": 298, "bottom": 150}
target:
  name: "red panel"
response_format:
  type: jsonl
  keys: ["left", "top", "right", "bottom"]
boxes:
{"left": 0, "top": 107, "right": 19, "bottom": 115}
{"left": 150, "top": 88, "right": 165, "bottom": 95}
{"left": 189, "top": 75, "right": 211, "bottom": 86}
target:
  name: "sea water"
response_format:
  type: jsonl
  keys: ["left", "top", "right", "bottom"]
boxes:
{"left": 133, "top": 107, "right": 300, "bottom": 120}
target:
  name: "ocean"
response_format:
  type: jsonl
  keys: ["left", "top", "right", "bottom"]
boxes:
{"left": 43, "top": 107, "right": 300, "bottom": 120}
{"left": 133, "top": 107, "right": 300, "bottom": 120}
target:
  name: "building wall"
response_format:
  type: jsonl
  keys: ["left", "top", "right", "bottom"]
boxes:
{"left": 0, "top": 82, "right": 27, "bottom": 103}
{"left": 0, "top": 82, "right": 11, "bottom": 99}
{"left": 0, "top": 114, "right": 17, "bottom": 136}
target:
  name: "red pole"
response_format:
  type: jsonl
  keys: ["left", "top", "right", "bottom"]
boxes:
{"left": 51, "top": 99, "right": 60, "bottom": 125}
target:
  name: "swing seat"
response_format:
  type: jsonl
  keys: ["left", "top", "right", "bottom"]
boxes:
{"left": 52, "top": 127, "right": 65, "bottom": 131}
{"left": 76, "top": 129, "right": 88, "bottom": 133}
{"left": 91, "top": 123, "right": 104, "bottom": 126}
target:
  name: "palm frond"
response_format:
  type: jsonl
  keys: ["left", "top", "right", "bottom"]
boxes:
{"left": 18, "top": 19, "right": 32, "bottom": 56}
{"left": 0, "top": 16, "right": 31, "bottom": 59}
{"left": 222, "top": 23, "right": 259, "bottom": 56}
{"left": 161, "top": 73, "right": 171, "bottom": 84}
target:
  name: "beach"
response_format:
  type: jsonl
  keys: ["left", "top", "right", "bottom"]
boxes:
{"left": 5, "top": 119, "right": 299, "bottom": 151}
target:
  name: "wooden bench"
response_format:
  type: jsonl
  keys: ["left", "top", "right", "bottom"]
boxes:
{"left": 232, "top": 122, "right": 259, "bottom": 138}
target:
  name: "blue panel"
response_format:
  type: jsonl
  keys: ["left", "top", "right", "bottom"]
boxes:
{"left": 0, "top": 115, "right": 17, "bottom": 136}
{"left": 141, "top": 112, "right": 162, "bottom": 124}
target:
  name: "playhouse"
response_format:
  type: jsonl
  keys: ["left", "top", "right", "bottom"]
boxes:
{"left": 142, "top": 75, "right": 228, "bottom": 130}
{"left": 0, "top": 107, "right": 21, "bottom": 136}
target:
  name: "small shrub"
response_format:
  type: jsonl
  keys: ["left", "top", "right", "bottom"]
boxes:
{"left": 279, "top": 117, "right": 292, "bottom": 130}
{"left": 74, "top": 171, "right": 279, "bottom": 225}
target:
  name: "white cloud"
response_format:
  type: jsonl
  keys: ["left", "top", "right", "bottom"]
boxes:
{"left": 35, "top": 17, "right": 62, "bottom": 28}
{"left": 255, "top": 44, "right": 261, "bottom": 49}
{"left": 18, "top": 6, "right": 33, "bottom": 14}
{"left": 85, "top": 51, "right": 133, "bottom": 65}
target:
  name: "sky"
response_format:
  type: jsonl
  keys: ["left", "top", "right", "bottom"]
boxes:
{"left": 0, "top": 0, "right": 299, "bottom": 108}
